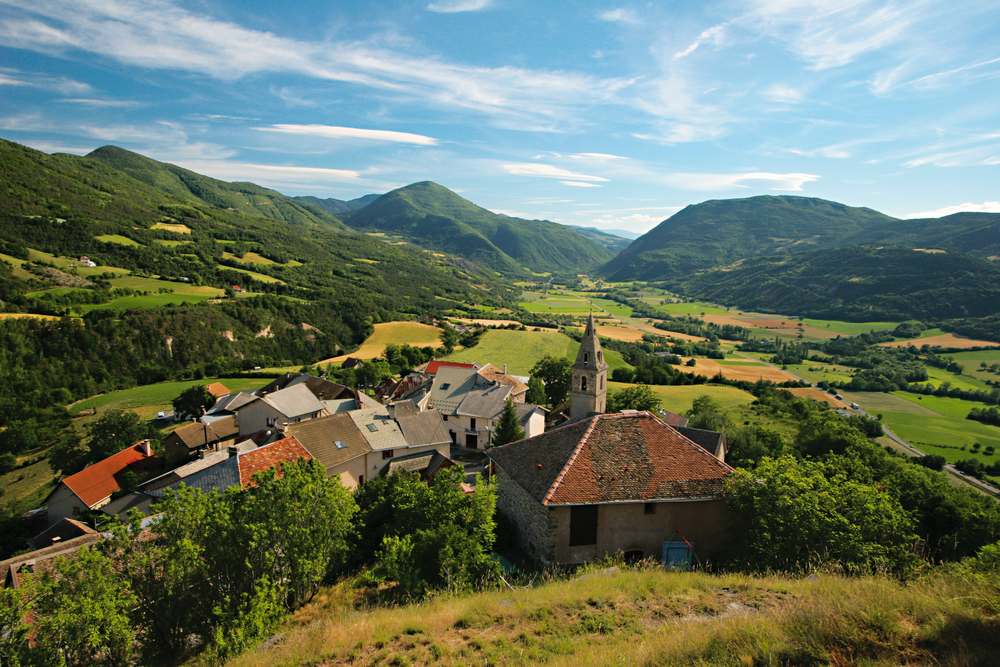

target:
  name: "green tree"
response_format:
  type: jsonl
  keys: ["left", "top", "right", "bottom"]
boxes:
{"left": 27, "top": 547, "right": 138, "bottom": 667}
{"left": 607, "top": 384, "right": 661, "bottom": 412}
{"left": 439, "top": 323, "right": 460, "bottom": 354}
{"left": 86, "top": 409, "right": 157, "bottom": 461}
{"left": 725, "top": 456, "right": 918, "bottom": 575}
{"left": 530, "top": 356, "right": 572, "bottom": 406}
{"left": 172, "top": 384, "right": 215, "bottom": 419}
{"left": 355, "top": 359, "right": 392, "bottom": 388}
{"left": 724, "top": 424, "right": 786, "bottom": 468}
{"left": 686, "top": 395, "right": 730, "bottom": 432}
{"left": 491, "top": 399, "right": 525, "bottom": 447}
{"left": 525, "top": 375, "right": 546, "bottom": 405}
{"left": 0, "top": 587, "right": 28, "bottom": 666}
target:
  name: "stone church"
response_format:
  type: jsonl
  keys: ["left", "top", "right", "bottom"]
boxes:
{"left": 489, "top": 313, "right": 735, "bottom": 566}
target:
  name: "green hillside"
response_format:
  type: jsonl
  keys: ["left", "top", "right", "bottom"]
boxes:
{"left": 602, "top": 195, "right": 1000, "bottom": 281}
{"left": 570, "top": 226, "right": 632, "bottom": 253}
{"left": 294, "top": 193, "right": 380, "bottom": 217}
{"left": 87, "top": 146, "right": 345, "bottom": 228}
{"left": 675, "top": 245, "right": 1000, "bottom": 322}
{"left": 345, "top": 181, "right": 614, "bottom": 275}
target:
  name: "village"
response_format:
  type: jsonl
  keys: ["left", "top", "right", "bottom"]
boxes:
{"left": 2, "top": 315, "right": 732, "bottom": 587}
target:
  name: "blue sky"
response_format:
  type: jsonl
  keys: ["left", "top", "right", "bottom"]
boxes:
{"left": 0, "top": 0, "right": 998, "bottom": 234}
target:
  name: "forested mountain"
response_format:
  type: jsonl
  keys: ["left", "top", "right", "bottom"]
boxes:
{"left": 294, "top": 193, "right": 380, "bottom": 217}
{"left": 570, "top": 226, "right": 633, "bottom": 253}
{"left": 602, "top": 195, "right": 1000, "bottom": 281}
{"left": 344, "top": 181, "right": 614, "bottom": 274}
{"left": 676, "top": 245, "right": 1000, "bottom": 322}
{"left": 87, "top": 146, "right": 345, "bottom": 228}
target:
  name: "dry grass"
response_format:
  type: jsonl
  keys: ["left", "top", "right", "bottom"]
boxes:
{"left": 0, "top": 312, "right": 60, "bottom": 320}
{"left": 677, "top": 357, "right": 799, "bottom": 383}
{"left": 787, "top": 387, "right": 849, "bottom": 408}
{"left": 321, "top": 321, "right": 444, "bottom": 365}
{"left": 151, "top": 222, "right": 192, "bottom": 234}
{"left": 224, "top": 569, "right": 999, "bottom": 667}
{"left": 880, "top": 333, "right": 1000, "bottom": 349}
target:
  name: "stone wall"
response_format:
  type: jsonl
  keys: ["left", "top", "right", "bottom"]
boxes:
{"left": 495, "top": 466, "right": 555, "bottom": 563}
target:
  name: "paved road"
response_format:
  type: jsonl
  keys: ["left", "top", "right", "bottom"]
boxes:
{"left": 747, "top": 353, "right": 1000, "bottom": 499}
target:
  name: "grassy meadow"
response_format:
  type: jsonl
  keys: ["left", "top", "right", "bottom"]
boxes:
{"left": 518, "top": 290, "right": 632, "bottom": 317}
{"left": 608, "top": 381, "right": 754, "bottom": 415}
{"left": 323, "top": 321, "right": 444, "bottom": 365}
{"left": 444, "top": 329, "right": 631, "bottom": 376}
{"left": 225, "top": 567, "right": 997, "bottom": 667}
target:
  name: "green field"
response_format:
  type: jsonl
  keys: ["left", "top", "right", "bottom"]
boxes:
{"left": 75, "top": 276, "right": 223, "bottom": 313}
{"left": 218, "top": 264, "right": 286, "bottom": 285}
{"left": 846, "top": 391, "right": 1000, "bottom": 481}
{"left": 639, "top": 298, "right": 730, "bottom": 317}
{"left": 608, "top": 382, "right": 754, "bottom": 415}
{"left": 25, "top": 248, "right": 129, "bottom": 276}
{"left": 781, "top": 361, "right": 855, "bottom": 384}
{"left": 444, "top": 329, "right": 631, "bottom": 376}
{"left": 69, "top": 376, "right": 272, "bottom": 420}
{"left": 945, "top": 350, "right": 1000, "bottom": 383}
{"left": 0, "top": 456, "right": 57, "bottom": 508}
{"left": 153, "top": 239, "right": 191, "bottom": 248}
{"left": 919, "top": 366, "right": 991, "bottom": 392}
{"left": 799, "top": 317, "right": 899, "bottom": 335}
{"left": 95, "top": 233, "right": 142, "bottom": 247}
{"left": 518, "top": 290, "right": 632, "bottom": 317}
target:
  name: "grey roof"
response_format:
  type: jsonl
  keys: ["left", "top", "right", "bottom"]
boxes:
{"left": 259, "top": 374, "right": 354, "bottom": 401}
{"left": 257, "top": 383, "right": 324, "bottom": 419}
{"left": 101, "top": 492, "right": 157, "bottom": 519}
{"left": 429, "top": 365, "right": 513, "bottom": 418}
{"left": 140, "top": 441, "right": 256, "bottom": 492}
{"left": 347, "top": 409, "right": 407, "bottom": 451}
{"left": 322, "top": 398, "right": 357, "bottom": 414}
{"left": 147, "top": 456, "right": 240, "bottom": 497}
{"left": 166, "top": 415, "right": 238, "bottom": 451}
{"left": 389, "top": 400, "right": 420, "bottom": 417}
{"left": 396, "top": 411, "right": 451, "bottom": 447}
{"left": 208, "top": 391, "right": 257, "bottom": 415}
{"left": 385, "top": 450, "right": 454, "bottom": 477}
{"left": 675, "top": 426, "right": 726, "bottom": 458}
{"left": 355, "top": 391, "right": 386, "bottom": 412}
{"left": 285, "top": 413, "right": 372, "bottom": 474}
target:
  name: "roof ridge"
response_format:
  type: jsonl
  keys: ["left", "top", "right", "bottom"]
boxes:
{"left": 648, "top": 413, "right": 734, "bottom": 473}
{"left": 543, "top": 414, "right": 600, "bottom": 505}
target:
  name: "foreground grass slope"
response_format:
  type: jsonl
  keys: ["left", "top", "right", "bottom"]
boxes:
{"left": 227, "top": 567, "right": 998, "bottom": 666}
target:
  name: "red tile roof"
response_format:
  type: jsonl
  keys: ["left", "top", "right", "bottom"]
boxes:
{"left": 425, "top": 360, "right": 477, "bottom": 375}
{"left": 660, "top": 410, "right": 689, "bottom": 427}
{"left": 237, "top": 435, "right": 312, "bottom": 488}
{"left": 61, "top": 441, "right": 155, "bottom": 508}
{"left": 490, "top": 412, "right": 733, "bottom": 506}
{"left": 205, "top": 382, "right": 231, "bottom": 398}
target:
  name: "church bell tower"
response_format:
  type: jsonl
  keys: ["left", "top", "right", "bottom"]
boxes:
{"left": 570, "top": 312, "right": 608, "bottom": 420}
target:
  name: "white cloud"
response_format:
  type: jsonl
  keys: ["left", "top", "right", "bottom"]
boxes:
{"left": 174, "top": 159, "right": 361, "bottom": 192}
{"left": 59, "top": 97, "right": 140, "bottom": 108}
{"left": 560, "top": 180, "right": 601, "bottom": 188}
{"left": 904, "top": 201, "right": 1000, "bottom": 218}
{"left": 426, "top": 0, "right": 492, "bottom": 12}
{"left": 746, "top": 0, "right": 915, "bottom": 70}
{"left": 762, "top": 83, "right": 803, "bottom": 103}
{"left": 598, "top": 8, "right": 640, "bottom": 25}
{"left": 906, "top": 56, "right": 1000, "bottom": 90}
{"left": 663, "top": 171, "right": 819, "bottom": 191}
{"left": 502, "top": 162, "right": 609, "bottom": 183}
{"left": 0, "top": 0, "right": 630, "bottom": 129}
{"left": 255, "top": 124, "right": 437, "bottom": 146}
{"left": 20, "top": 139, "right": 97, "bottom": 155}
{"left": 0, "top": 67, "right": 92, "bottom": 94}
{"left": 568, "top": 152, "right": 628, "bottom": 162}
{"left": 673, "top": 24, "right": 725, "bottom": 60}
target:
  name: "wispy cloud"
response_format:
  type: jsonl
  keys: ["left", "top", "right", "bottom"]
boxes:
{"left": 502, "top": 162, "right": 609, "bottom": 183}
{"left": 0, "top": 0, "right": 630, "bottom": 129}
{"left": 905, "top": 201, "right": 1000, "bottom": 218}
{"left": 906, "top": 55, "right": 1000, "bottom": 90}
{"left": 762, "top": 83, "right": 803, "bottom": 103}
{"left": 0, "top": 66, "right": 92, "bottom": 94}
{"left": 58, "top": 97, "right": 140, "bottom": 108}
{"left": 560, "top": 180, "right": 601, "bottom": 188}
{"left": 673, "top": 24, "right": 725, "bottom": 60}
{"left": 663, "top": 171, "right": 819, "bottom": 191}
{"left": 568, "top": 152, "right": 628, "bottom": 162}
{"left": 174, "top": 159, "right": 361, "bottom": 193}
{"left": 426, "top": 0, "right": 492, "bottom": 13}
{"left": 255, "top": 124, "right": 438, "bottom": 146}
{"left": 598, "top": 8, "right": 640, "bottom": 25}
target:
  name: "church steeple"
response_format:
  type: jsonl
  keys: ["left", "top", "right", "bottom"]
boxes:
{"left": 570, "top": 312, "right": 608, "bottom": 420}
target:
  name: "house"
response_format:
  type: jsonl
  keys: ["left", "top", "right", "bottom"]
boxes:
{"left": 205, "top": 391, "right": 257, "bottom": 418}
{"left": 45, "top": 440, "right": 156, "bottom": 526}
{"left": 675, "top": 426, "right": 727, "bottom": 461}
{"left": 162, "top": 415, "right": 239, "bottom": 465}
{"left": 258, "top": 373, "right": 355, "bottom": 401}
{"left": 30, "top": 518, "right": 98, "bottom": 549}
{"left": 204, "top": 382, "right": 231, "bottom": 399}
{"left": 140, "top": 440, "right": 257, "bottom": 495}
{"left": 489, "top": 412, "right": 734, "bottom": 566}
{"left": 659, "top": 410, "right": 689, "bottom": 428}
{"left": 426, "top": 365, "right": 545, "bottom": 449}
{"left": 422, "top": 360, "right": 477, "bottom": 375}
{"left": 1, "top": 532, "right": 103, "bottom": 589}
{"left": 236, "top": 383, "right": 326, "bottom": 436}
{"left": 145, "top": 436, "right": 311, "bottom": 496}
{"left": 477, "top": 363, "right": 529, "bottom": 403}
{"left": 347, "top": 408, "right": 413, "bottom": 480}
{"left": 285, "top": 414, "right": 373, "bottom": 489}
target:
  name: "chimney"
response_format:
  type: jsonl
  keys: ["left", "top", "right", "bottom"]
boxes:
{"left": 502, "top": 364, "right": 507, "bottom": 375}
{"left": 228, "top": 445, "right": 240, "bottom": 458}
{"left": 140, "top": 440, "right": 153, "bottom": 456}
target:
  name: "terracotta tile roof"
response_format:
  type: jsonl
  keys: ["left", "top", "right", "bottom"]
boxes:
{"left": 489, "top": 412, "right": 732, "bottom": 506}
{"left": 478, "top": 364, "right": 528, "bottom": 395}
{"left": 425, "top": 360, "right": 477, "bottom": 375}
{"left": 660, "top": 410, "right": 689, "bottom": 427}
{"left": 60, "top": 440, "right": 155, "bottom": 508}
{"left": 237, "top": 435, "right": 312, "bottom": 488}
{"left": 205, "top": 382, "right": 231, "bottom": 398}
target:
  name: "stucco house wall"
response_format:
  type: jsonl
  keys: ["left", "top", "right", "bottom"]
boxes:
{"left": 330, "top": 455, "right": 368, "bottom": 490}
{"left": 45, "top": 484, "right": 89, "bottom": 526}
{"left": 363, "top": 443, "right": 450, "bottom": 480}
{"left": 550, "top": 499, "right": 731, "bottom": 565}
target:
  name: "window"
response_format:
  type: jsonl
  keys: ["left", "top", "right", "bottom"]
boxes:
{"left": 266, "top": 417, "right": 277, "bottom": 427}
{"left": 382, "top": 449, "right": 395, "bottom": 459}
{"left": 598, "top": 351, "right": 603, "bottom": 363}
{"left": 359, "top": 475, "right": 364, "bottom": 485}
{"left": 580, "top": 376, "right": 588, "bottom": 391}
{"left": 644, "top": 503, "right": 656, "bottom": 515}
{"left": 440, "top": 383, "right": 451, "bottom": 390}
{"left": 600, "top": 376, "right": 604, "bottom": 390}
{"left": 335, "top": 440, "right": 346, "bottom": 450}
{"left": 443, "top": 415, "right": 448, "bottom": 421}
{"left": 569, "top": 506, "right": 598, "bottom": 546}
{"left": 584, "top": 352, "right": 589, "bottom": 363}
{"left": 470, "top": 417, "right": 477, "bottom": 430}
{"left": 366, "top": 423, "right": 378, "bottom": 432}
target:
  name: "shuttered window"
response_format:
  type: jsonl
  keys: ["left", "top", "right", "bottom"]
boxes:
{"left": 569, "top": 505, "right": 598, "bottom": 546}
